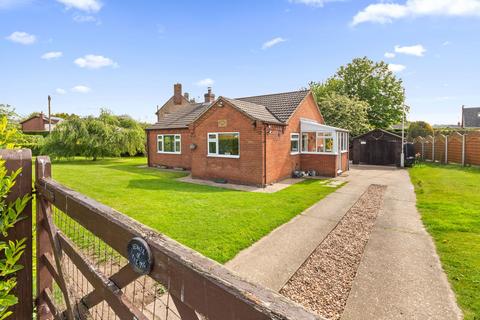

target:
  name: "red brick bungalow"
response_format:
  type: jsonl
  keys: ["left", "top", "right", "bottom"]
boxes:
{"left": 146, "top": 84, "right": 349, "bottom": 187}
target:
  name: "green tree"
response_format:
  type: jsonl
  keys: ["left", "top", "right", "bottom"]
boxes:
{"left": 43, "top": 109, "right": 146, "bottom": 160}
{"left": 311, "top": 90, "right": 371, "bottom": 136}
{"left": 311, "top": 57, "right": 406, "bottom": 129}
{"left": 408, "top": 121, "right": 434, "bottom": 140}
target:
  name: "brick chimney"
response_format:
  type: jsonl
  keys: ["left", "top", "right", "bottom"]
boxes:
{"left": 204, "top": 87, "right": 215, "bottom": 103}
{"left": 173, "top": 83, "right": 182, "bottom": 105}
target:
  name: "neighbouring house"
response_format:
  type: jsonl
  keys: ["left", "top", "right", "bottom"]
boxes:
{"left": 146, "top": 84, "right": 349, "bottom": 187}
{"left": 461, "top": 105, "right": 480, "bottom": 128}
{"left": 20, "top": 112, "right": 63, "bottom": 133}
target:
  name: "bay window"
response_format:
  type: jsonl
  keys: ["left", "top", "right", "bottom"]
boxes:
{"left": 157, "top": 134, "right": 181, "bottom": 154}
{"left": 208, "top": 132, "right": 240, "bottom": 158}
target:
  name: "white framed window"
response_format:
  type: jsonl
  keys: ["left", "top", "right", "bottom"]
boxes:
{"left": 316, "top": 132, "right": 334, "bottom": 153}
{"left": 157, "top": 134, "right": 181, "bottom": 154}
{"left": 339, "top": 132, "right": 348, "bottom": 152}
{"left": 290, "top": 133, "right": 300, "bottom": 154}
{"left": 207, "top": 132, "right": 240, "bottom": 158}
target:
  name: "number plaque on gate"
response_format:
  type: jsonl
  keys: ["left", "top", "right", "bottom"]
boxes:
{"left": 127, "top": 237, "right": 153, "bottom": 275}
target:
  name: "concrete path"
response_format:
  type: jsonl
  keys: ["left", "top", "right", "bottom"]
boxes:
{"left": 226, "top": 165, "right": 462, "bottom": 319}
{"left": 340, "top": 166, "right": 462, "bottom": 320}
{"left": 225, "top": 174, "right": 364, "bottom": 291}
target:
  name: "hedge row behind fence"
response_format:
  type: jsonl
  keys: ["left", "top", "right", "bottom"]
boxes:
{"left": 412, "top": 131, "right": 480, "bottom": 166}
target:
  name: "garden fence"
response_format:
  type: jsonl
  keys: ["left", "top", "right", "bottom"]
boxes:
{"left": 3, "top": 150, "right": 322, "bottom": 320}
{"left": 412, "top": 131, "right": 480, "bottom": 166}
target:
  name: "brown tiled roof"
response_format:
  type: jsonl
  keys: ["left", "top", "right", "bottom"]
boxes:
{"left": 223, "top": 98, "right": 282, "bottom": 124}
{"left": 147, "top": 89, "right": 310, "bottom": 130}
{"left": 147, "top": 103, "right": 210, "bottom": 129}
{"left": 237, "top": 90, "right": 310, "bottom": 123}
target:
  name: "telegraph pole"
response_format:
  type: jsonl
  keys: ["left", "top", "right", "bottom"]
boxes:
{"left": 48, "top": 95, "right": 52, "bottom": 133}
{"left": 400, "top": 97, "right": 406, "bottom": 168}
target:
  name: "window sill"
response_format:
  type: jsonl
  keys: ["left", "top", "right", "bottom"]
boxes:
{"left": 301, "top": 152, "right": 338, "bottom": 155}
{"left": 341, "top": 150, "right": 349, "bottom": 153}
{"left": 207, "top": 154, "right": 240, "bottom": 159}
{"left": 157, "top": 151, "right": 181, "bottom": 155}
{"left": 290, "top": 152, "right": 300, "bottom": 155}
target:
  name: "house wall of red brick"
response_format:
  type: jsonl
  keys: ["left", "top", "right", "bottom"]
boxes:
{"left": 265, "top": 93, "right": 327, "bottom": 184}
{"left": 300, "top": 154, "right": 338, "bottom": 177}
{"left": 341, "top": 151, "right": 349, "bottom": 172}
{"left": 146, "top": 128, "right": 192, "bottom": 169}
{"left": 190, "top": 102, "right": 265, "bottom": 186}
{"left": 21, "top": 117, "right": 46, "bottom": 132}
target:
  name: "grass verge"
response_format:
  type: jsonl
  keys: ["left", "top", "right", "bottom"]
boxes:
{"left": 409, "top": 163, "right": 480, "bottom": 320}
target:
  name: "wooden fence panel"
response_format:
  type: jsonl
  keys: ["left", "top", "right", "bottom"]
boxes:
{"left": 447, "top": 132, "right": 463, "bottom": 164}
{"left": 424, "top": 136, "right": 433, "bottom": 160}
{"left": 0, "top": 149, "right": 33, "bottom": 320}
{"left": 466, "top": 131, "right": 480, "bottom": 166}
{"left": 434, "top": 135, "right": 446, "bottom": 163}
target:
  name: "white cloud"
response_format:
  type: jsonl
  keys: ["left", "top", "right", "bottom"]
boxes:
{"left": 71, "top": 85, "right": 91, "bottom": 93}
{"left": 289, "top": 0, "right": 341, "bottom": 7}
{"left": 41, "top": 51, "right": 63, "bottom": 60}
{"left": 56, "top": 0, "right": 102, "bottom": 13}
{"left": 388, "top": 63, "right": 406, "bottom": 72}
{"left": 6, "top": 31, "right": 36, "bottom": 45}
{"left": 74, "top": 54, "right": 118, "bottom": 69}
{"left": 262, "top": 37, "right": 287, "bottom": 50}
{"left": 195, "top": 78, "right": 215, "bottom": 87}
{"left": 352, "top": 0, "right": 480, "bottom": 26}
{"left": 442, "top": 40, "right": 452, "bottom": 46}
{"left": 55, "top": 88, "right": 67, "bottom": 95}
{"left": 73, "top": 14, "right": 97, "bottom": 23}
{"left": 394, "top": 44, "right": 426, "bottom": 56}
{"left": 384, "top": 52, "right": 396, "bottom": 58}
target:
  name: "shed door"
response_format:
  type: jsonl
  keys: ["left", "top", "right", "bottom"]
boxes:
{"left": 366, "top": 139, "right": 396, "bottom": 165}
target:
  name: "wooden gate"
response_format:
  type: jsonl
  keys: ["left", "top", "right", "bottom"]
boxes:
{"left": 33, "top": 155, "right": 321, "bottom": 320}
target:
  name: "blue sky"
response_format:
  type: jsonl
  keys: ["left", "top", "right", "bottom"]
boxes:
{"left": 1, "top": 0, "right": 480, "bottom": 125}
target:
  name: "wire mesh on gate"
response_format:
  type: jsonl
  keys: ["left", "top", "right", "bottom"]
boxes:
{"left": 51, "top": 207, "right": 184, "bottom": 320}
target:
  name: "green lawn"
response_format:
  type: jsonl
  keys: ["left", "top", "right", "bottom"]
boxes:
{"left": 409, "top": 163, "right": 480, "bottom": 320}
{"left": 49, "top": 157, "right": 340, "bottom": 264}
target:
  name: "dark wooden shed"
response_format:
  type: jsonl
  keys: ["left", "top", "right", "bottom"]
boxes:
{"left": 352, "top": 129, "right": 403, "bottom": 166}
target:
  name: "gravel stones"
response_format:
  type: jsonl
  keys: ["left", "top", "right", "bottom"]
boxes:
{"left": 280, "top": 184, "right": 387, "bottom": 320}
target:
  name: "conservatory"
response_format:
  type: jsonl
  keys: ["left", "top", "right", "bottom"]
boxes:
{"left": 299, "top": 119, "right": 350, "bottom": 176}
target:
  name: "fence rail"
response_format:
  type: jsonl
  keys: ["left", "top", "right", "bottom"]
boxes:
{"left": 412, "top": 131, "right": 480, "bottom": 166}
{"left": 34, "top": 155, "right": 321, "bottom": 320}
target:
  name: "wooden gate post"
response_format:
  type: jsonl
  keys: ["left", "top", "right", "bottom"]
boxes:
{"left": 462, "top": 134, "right": 466, "bottom": 166}
{"left": 35, "top": 156, "right": 53, "bottom": 320}
{"left": 0, "top": 149, "right": 33, "bottom": 320}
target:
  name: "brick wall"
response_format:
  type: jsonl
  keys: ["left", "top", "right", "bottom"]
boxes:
{"left": 265, "top": 93, "right": 327, "bottom": 184}
{"left": 300, "top": 154, "right": 338, "bottom": 177}
{"left": 147, "top": 128, "right": 192, "bottom": 169}
{"left": 190, "top": 102, "right": 265, "bottom": 186}
{"left": 341, "top": 151, "right": 349, "bottom": 172}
